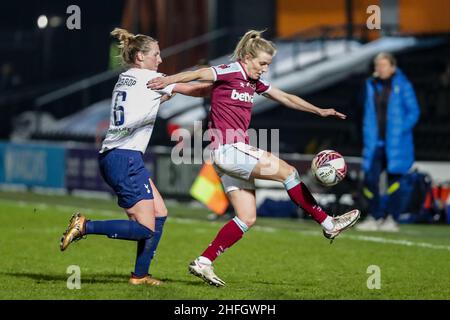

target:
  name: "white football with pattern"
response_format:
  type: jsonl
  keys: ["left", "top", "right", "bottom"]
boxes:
{"left": 311, "top": 150, "right": 347, "bottom": 186}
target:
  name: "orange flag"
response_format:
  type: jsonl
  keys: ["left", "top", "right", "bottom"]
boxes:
{"left": 190, "top": 161, "right": 229, "bottom": 215}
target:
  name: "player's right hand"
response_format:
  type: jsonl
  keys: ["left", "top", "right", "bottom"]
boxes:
{"left": 319, "top": 108, "right": 347, "bottom": 119}
{"left": 147, "top": 77, "right": 169, "bottom": 90}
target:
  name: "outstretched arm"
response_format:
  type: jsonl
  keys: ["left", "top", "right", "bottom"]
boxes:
{"left": 173, "top": 82, "right": 212, "bottom": 97}
{"left": 147, "top": 68, "right": 215, "bottom": 90}
{"left": 159, "top": 83, "right": 212, "bottom": 104}
{"left": 263, "top": 87, "right": 347, "bottom": 119}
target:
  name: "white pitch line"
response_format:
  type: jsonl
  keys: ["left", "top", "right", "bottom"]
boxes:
{"left": 2, "top": 198, "right": 450, "bottom": 251}
{"left": 253, "top": 225, "right": 277, "bottom": 233}
{"left": 343, "top": 234, "right": 450, "bottom": 251}
{"left": 247, "top": 227, "right": 450, "bottom": 251}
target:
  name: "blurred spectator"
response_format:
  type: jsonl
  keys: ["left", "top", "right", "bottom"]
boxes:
{"left": 0, "top": 62, "right": 22, "bottom": 91}
{"left": 356, "top": 52, "right": 420, "bottom": 232}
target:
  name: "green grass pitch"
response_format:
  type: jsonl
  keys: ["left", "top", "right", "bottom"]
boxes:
{"left": 0, "top": 190, "right": 449, "bottom": 300}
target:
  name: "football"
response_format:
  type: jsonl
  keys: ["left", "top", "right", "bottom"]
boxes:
{"left": 311, "top": 150, "right": 347, "bottom": 186}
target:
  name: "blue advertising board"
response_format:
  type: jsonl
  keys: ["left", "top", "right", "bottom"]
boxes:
{"left": 0, "top": 142, "right": 65, "bottom": 188}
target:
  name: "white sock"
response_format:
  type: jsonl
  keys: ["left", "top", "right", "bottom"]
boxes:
{"left": 198, "top": 256, "right": 212, "bottom": 265}
{"left": 321, "top": 216, "right": 334, "bottom": 231}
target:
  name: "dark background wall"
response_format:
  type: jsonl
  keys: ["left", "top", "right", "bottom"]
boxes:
{"left": 0, "top": 0, "right": 124, "bottom": 86}
{"left": 215, "top": 0, "right": 276, "bottom": 54}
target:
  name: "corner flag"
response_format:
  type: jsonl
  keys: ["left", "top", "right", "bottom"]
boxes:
{"left": 190, "top": 161, "right": 229, "bottom": 215}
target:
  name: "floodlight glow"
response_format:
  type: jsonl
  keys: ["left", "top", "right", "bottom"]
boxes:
{"left": 37, "top": 15, "right": 48, "bottom": 29}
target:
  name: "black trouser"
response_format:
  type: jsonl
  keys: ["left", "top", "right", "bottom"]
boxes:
{"left": 363, "top": 146, "right": 403, "bottom": 220}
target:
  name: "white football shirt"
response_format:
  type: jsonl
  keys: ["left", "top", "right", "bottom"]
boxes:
{"left": 100, "top": 68, "right": 175, "bottom": 154}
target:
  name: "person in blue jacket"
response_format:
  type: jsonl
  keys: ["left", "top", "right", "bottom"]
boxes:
{"left": 356, "top": 52, "right": 420, "bottom": 232}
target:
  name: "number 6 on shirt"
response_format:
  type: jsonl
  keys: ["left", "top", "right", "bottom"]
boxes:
{"left": 113, "top": 91, "right": 127, "bottom": 126}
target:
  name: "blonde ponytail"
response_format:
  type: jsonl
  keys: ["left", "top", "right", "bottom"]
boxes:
{"left": 231, "top": 30, "right": 276, "bottom": 61}
{"left": 110, "top": 27, "right": 157, "bottom": 66}
{"left": 111, "top": 28, "right": 134, "bottom": 48}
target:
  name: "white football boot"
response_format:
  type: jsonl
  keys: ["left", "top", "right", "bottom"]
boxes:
{"left": 188, "top": 258, "right": 226, "bottom": 287}
{"left": 323, "top": 209, "right": 361, "bottom": 243}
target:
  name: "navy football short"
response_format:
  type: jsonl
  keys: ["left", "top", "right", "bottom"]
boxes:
{"left": 99, "top": 149, "right": 154, "bottom": 208}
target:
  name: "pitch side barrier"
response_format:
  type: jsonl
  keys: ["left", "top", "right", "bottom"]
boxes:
{"left": 0, "top": 141, "right": 449, "bottom": 223}
{"left": 0, "top": 140, "right": 449, "bottom": 191}
{"left": 0, "top": 141, "right": 350, "bottom": 195}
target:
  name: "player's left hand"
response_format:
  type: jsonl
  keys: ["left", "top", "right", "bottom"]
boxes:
{"left": 319, "top": 108, "right": 347, "bottom": 119}
{"left": 147, "top": 77, "right": 169, "bottom": 90}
